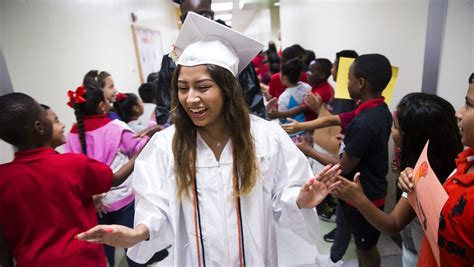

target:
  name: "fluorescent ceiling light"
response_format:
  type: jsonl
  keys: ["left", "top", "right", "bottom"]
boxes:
{"left": 215, "top": 14, "right": 232, "bottom": 21}
{"left": 274, "top": 2, "right": 280, "bottom": 6}
{"left": 212, "top": 2, "right": 233, "bottom": 12}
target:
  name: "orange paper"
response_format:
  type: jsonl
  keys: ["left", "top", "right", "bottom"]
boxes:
{"left": 407, "top": 141, "right": 448, "bottom": 267}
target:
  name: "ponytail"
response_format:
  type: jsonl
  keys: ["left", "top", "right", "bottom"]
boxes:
{"left": 73, "top": 104, "right": 87, "bottom": 155}
{"left": 67, "top": 83, "right": 105, "bottom": 155}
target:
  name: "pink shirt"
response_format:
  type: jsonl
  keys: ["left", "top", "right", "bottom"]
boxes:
{"left": 65, "top": 114, "right": 149, "bottom": 211}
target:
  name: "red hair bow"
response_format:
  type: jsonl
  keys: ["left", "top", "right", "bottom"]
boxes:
{"left": 67, "top": 85, "right": 87, "bottom": 108}
{"left": 116, "top": 92, "right": 128, "bottom": 102}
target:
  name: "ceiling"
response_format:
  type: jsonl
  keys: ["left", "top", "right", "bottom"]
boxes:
{"left": 212, "top": 0, "right": 279, "bottom": 32}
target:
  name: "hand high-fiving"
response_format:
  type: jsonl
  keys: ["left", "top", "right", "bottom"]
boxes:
{"left": 297, "top": 164, "right": 342, "bottom": 209}
{"left": 332, "top": 173, "right": 367, "bottom": 207}
{"left": 75, "top": 224, "right": 149, "bottom": 248}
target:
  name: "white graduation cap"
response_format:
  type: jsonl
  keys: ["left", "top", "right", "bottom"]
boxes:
{"left": 174, "top": 12, "right": 264, "bottom": 76}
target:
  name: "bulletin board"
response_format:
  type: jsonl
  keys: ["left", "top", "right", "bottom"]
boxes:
{"left": 131, "top": 25, "right": 164, "bottom": 83}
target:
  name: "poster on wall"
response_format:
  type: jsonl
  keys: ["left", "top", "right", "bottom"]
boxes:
{"left": 334, "top": 57, "right": 398, "bottom": 105}
{"left": 131, "top": 25, "right": 164, "bottom": 83}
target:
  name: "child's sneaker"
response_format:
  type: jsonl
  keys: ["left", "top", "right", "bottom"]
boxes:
{"left": 315, "top": 254, "right": 343, "bottom": 267}
{"left": 323, "top": 228, "right": 336, "bottom": 243}
{"left": 319, "top": 212, "right": 336, "bottom": 222}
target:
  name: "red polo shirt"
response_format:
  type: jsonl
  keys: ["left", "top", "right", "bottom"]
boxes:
{"left": 302, "top": 81, "right": 334, "bottom": 121}
{"left": 252, "top": 54, "right": 265, "bottom": 77}
{"left": 418, "top": 148, "right": 474, "bottom": 267}
{"left": 0, "top": 147, "right": 112, "bottom": 266}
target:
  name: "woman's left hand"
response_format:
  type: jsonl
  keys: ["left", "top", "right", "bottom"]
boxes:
{"left": 297, "top": 164, "right": 342, "bottom": 208}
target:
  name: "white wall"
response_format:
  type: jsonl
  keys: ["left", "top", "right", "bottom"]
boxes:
{"left": 0, "top": 4, "right": 3, "bottom": 46}
{"left": 280, "top": 0, "right": 430, "bottom": 110}
{"left": 243, "top": 8, "right": 272, "bottom": 45}
{"left": 0, "top": 3, "right": 15, "bottom": 164}
{"left": 0, "top": 0, "right": 179, "bottom": 162}
{"left": 437, "top": 0, "right": 474, "bottom": 109}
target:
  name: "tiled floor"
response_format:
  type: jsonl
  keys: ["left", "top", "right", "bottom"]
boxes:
{"left": 117, "top": 218, "right": 402, "bottom": 267}
{"left": 275, "top": 219, "right": 402, "bottom": 266}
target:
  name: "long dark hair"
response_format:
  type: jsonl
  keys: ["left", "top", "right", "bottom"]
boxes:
{"left": 397, "top": 93, "right": 463, "bottom": 183}
{"left": 171, "top": 64, "right": 257, "bottom": 198}
{"left": 72, "top": 83, "right": 106, "bottom": 155}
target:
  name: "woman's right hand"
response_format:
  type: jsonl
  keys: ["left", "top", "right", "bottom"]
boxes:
{"left": 75, "top": 224, "right": 149, "bottom": 248}
{"left": 281, "top": 118, "right": 301, "bottom": 134}
{"left": 397, "top": 167, "right": 414, "bottom": 193}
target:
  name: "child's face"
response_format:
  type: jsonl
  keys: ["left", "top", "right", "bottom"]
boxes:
{"left": 391, "top": 113, "right": 402, "bottom": 147}
{"left": 46, "top": 109, "right": 66, "bottom": 148}
{"left": 331, "top": 58, "right": 338, "bottom": 82}
{"left": 100, "top": 95, "right": 112, "bottom": 114}
{"left": 103, "top": 76, "right": 118, "bottom": 103}
{"left": 347, "top": 63, "right": 361, "bottom": 100}
{"left": 456, "top": 83, "right": 474, "bottom": 147}
{"left": 307, "top": 62, "right": 324, "bottom": 85}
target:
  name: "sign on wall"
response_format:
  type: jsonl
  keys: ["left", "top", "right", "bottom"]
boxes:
{"left": 334, "top": 57, "right": 398, "bottom": 105}
{"left": 131, "top": 25, "right": 164, "bottom": 83}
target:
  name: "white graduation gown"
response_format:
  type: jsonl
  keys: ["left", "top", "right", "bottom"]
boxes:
{"left": 127, "top": 115, "right": 319, "bottom": 266}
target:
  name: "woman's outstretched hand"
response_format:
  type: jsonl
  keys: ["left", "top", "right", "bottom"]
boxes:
{"left": 75, "top": 224, "right": 149, "bottom": 248}
{"left": 297, "top": 164, "right": 342, "bottom": 209}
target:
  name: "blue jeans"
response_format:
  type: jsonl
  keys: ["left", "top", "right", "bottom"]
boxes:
{"left": 99, "top": 201, "right": 143, "bottom": 267}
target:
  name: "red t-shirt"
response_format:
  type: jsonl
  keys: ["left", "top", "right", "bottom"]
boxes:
{"left": 418, "top": 148, "right": 474, "bottom": 267}
{"left": 252, "top": 54, "right": 265, "bottom": 77}
{"left": 268, "top": 72, "right": 308, "bottom": 100}
{"left": 0, "top": 147, "right": 112, "bottom": 267}
{"left": 302, "top": 81, "right": 334, "bottom": 121}
{"left": 311, "top": 81, "right": 334, "bottom": 104}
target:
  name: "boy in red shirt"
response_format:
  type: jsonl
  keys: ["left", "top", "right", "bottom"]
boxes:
{"left": 0, "top": 93, "right": 134, "bottom": 267}
{"left": 269, "top": 58, "right": 334, "bottom": 121}
{"left": 268, "top": 45, "right": 308, "bottom": 100}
